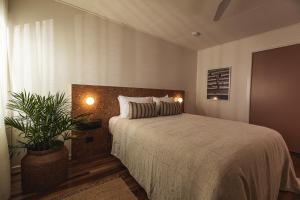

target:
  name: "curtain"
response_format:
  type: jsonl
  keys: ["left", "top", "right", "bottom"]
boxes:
{"left": 10, "top": 19, "right": 54, "bottom": 94}
{"left": 0, "top": 0, "right": 11, "bottom": 199}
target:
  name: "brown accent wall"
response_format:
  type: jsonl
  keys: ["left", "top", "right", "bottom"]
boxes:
{"left": 250, "top": 44, "right": 300, "bottom": 153}
{"left": 71, "top": 84, "right": 185, "bottom": 160}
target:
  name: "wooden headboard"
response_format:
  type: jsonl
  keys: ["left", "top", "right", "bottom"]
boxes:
{"left": 71, "top": 84, "right": 185, "bottom": 160}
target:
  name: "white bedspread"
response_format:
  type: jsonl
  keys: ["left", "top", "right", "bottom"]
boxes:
{"left": 109, "top": 113, "right": 300, "bottom": 200}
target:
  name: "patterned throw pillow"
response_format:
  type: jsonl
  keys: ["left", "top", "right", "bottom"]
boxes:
{"left": 128, "top": 102, "right": 157, "bottom": 119}
{"left": 153, "top": 95, "right": 174, "bottom": 115}
{"left": 160, "top": 101, "right": 182, "bottom": 116}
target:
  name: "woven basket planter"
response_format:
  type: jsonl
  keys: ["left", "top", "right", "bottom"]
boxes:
{"left": 21, "top": 145, "right": 69, "bottom": 193}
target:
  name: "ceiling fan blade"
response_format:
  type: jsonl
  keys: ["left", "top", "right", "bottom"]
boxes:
{"left": 213, "top": 0, "right": 231, "bottom": 21}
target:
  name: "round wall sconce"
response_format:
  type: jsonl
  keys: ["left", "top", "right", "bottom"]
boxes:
{"left": 176, "top": 97, "right": 183, "bottom": 103}
{"left": 85, "top": 96, "right": 95, "bottom": 105}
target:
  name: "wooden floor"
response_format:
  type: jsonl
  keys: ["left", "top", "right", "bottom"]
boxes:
{"left": 11, "top": 153, "right": 300, "bottom": 200}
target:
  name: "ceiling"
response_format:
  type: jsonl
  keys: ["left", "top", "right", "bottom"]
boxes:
{"left": 57, "top": 0, "right": 300, "bottom": 50}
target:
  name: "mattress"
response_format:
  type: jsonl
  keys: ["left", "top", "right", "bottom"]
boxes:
{"left": 109, "top": 113, "right": 300, "bottom": 200}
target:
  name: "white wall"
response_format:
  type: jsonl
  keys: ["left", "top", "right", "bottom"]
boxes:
{"left": 7, "top": 0, "right": 197, "bottom": 166}
{"left": 196, "top": 23, "right": 300, "bottom": 122}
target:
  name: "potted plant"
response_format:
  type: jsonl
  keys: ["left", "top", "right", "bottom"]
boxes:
{"left": 5, "top": 91, "right": 87, "bottom": 193}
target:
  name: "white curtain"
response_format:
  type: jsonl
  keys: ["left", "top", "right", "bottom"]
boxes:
{"left": 10, "top": 19, "right": 55, "bottom": 94}
{"left": 0, "top": 0, "right": 11, "bottom": 199}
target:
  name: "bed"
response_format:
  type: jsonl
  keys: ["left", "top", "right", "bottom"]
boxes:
{"left": 71, "top": 84, "right": 300, "bottom": 199}
{"left": 110, "top": 113, "right": 300, "bottom": 200}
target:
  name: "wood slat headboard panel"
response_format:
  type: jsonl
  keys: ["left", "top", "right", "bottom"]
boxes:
{"left": 71, "top": 84, "right": 185, "bottom": 160}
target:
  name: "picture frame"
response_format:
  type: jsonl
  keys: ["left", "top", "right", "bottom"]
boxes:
{"left": 207, "top": 67, "right": 231, "bottom": 101}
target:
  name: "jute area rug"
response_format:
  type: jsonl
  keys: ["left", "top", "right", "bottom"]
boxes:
{"left": 41, "top": 177, "right": 137, "bottom": 200}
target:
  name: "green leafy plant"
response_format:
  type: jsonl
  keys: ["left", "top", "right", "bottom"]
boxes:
{"left": 5, "top": 91, "right": 88, "bottom": 152}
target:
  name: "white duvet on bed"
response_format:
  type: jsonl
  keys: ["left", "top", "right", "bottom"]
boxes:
{"left": 109, "top": 113, "right": 300, "bottom": 200}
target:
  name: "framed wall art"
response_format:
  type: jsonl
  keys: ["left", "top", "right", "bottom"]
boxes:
{"left": 207, "top": 67, "right": 231, "bottom": 100}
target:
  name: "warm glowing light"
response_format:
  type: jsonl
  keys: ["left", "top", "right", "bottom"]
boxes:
{"left": 177, "top": 97, "right": 183, "bottom": 103}
{"left": 212, "top": 96, "right": 218, "bottom": 101}
{"left": 85, "top": 97, "right": 95, "bottom": 105}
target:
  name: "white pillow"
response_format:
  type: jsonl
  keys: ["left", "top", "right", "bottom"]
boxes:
{"left": 153, "top": 95, "right": 174, "bottom": 114}
{"left": 118, "top": 96, "right": 153, "bottom": 118}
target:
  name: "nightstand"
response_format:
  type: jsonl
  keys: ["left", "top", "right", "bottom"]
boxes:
{"left": 72, "top": 119, "right": 105, "bottom": 160}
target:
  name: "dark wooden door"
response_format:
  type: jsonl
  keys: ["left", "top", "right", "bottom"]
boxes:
{"left": 250, "top": 44, "right": 300, "bottom": 153}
